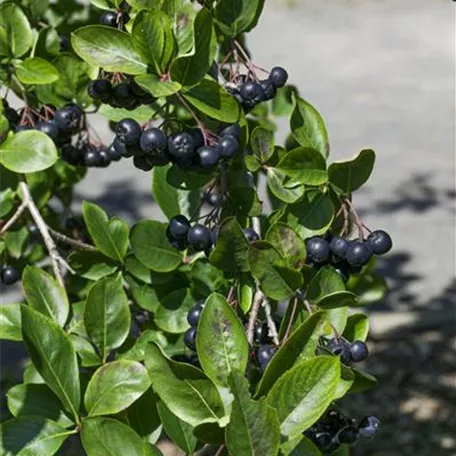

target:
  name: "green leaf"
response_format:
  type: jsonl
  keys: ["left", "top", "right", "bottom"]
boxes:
{"left": 6, "top": 383, "right": 74, "bottom": 428}
{"left": 0, "top": 3, "right": 33, "bottom": 57}
{"left": 215, "top": 0, "right": 261, "bottom": 36}
{"left": 342, "top": 314, "right": 369, "bottom": 342}
{"left": 277, "top": 148, "right": 328, "bottom": 186}
{"left": 99, "top": 103, "right": 157, "bottom": 123}
{"left": 256, "top": 312, "right": 328, "bottom": 397}
{"left": 225, "top": 370, "right": 280, "bottom": 456}
{"left": 0, "top": 417, "right": 69, "bottom": 456}
{"left": 145, "top": 343, "right": 225, "bottom": 427}
{"left": 209, "top": 217, "right": 249, "bottom": 274}
{"left": 348, "top": 368, "right": 377, "bottom": 394}
{"left": 69, "top": 250, "right": 118, "bottom": 280}
{"left": 154, "top": 288, "right": 195, "bottom": 334}
{"left": 4, "top": 227, "right": 28, "bottom": 258}
{"left": 157, "top": 401, "right": 197, "bottom": 454}
{"left": 130, "top": 220, "right": 182, "bottom": 272}
{"left": 290, "top": 97, "right": 329, "bottom": 158}
{"left": 191, "top": 260, "right": 228, "bottom": 296}
{"left": 266, "top": 357, "right": 340, "bottom": 437}
{"left": 135, "top": 74, "right": 182, "bottom": 97}
{"left": 166, "top": 164, "right": 213, "bottom": 190}
{"left": 248, "top": 241, "right": 303, "bottom": 301}
{"left": 84, "top": 276, "right": 131, "bottom": 362}
{"left": 81, "top": 417, "right": 159, "bottom": 456}
{"left": 132, "top": 10, "right": 175, "bottom": 74}
{"left": 306, "top": 267, "right": 345, "bottom": 303}
{"left": 153, "top": 164, "right": 199, "bottom": 220}
{"left": 33, "top": 27, "right": 60, "bottom": 60}
{"left": 183, "top": 79, "right": 240, "bottom": 123}
{"left": 267, "top": 168, "right": 304, "bottom": 204}
{"left": 69, "top": 334, "right": 102, "bottom": 367}
{"left": 84, "top": 360, "right": 151, "bottom": 417}
{"left": 16, "top": 57, "right": 59, "bottom": 85}
{"left": 250, "top": 127, "right": 274, "bottom": 163}
{"left": 0, "top": 303, "right": 22, "bottom": 341}
{"left": 283, "top": 190, "right": 334, "bottom": 239}
{"left": 265, "top": 223, "right": 306, "bottom": 270}
{"left": 170, "top": 9, "right": 216, "bottom": 87}
{"left": 328, "top": 149, "right": 375, "bottom": 194}
{"left": 317, "top": 291, "right": 358, "bottom": 309}
{"left": 238, "top": 273, "right": 255, "bottom": 313}
{"left": 226, "top": 169, "right": 263, "bottom": 217}
{"left": 196, "top": 293, "right": 249, "bottom": 386}
{"left": 280, "top": 435, "right": 322, "bottom": 456}
{"left": 82, "top": 201, "right": 129, "bottom": 263}
{"left": 0, "top": 131, "right": 58, "bottom": 173}
{"left": 20, "top": 306, "right": 80, "bottom": 421}
{"left": 22, "top": 266, "right": 69, "bottom": 327}
{"left": 325, "top": 307, "right": 348, "bottom": 335}
{"left": 71, "top": 26, "right": 147, "bottom": 75}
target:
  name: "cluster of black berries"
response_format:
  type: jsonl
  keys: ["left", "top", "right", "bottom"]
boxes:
{"left": 306, "top": 229, "right": 393, "bottom": 281}
{"left": 183, "top": 300, "right": 205, "bottom": 351}
{"left": 252, "top": 317, "right": 281, "bottom": 372}
{"left": 320, "top": 337, "right": 369, "bottom": 366}
{"left": 305, "top": 409, "right": 380, "bottom": 454}
{"left": 99, "top": 2, "right": 130, "bottom": 29}
{"left": 88, "top": 78, "right": 154, "bottom": 110}
{"left": 0, "top": 265, "right": 20, "bottom": 286}
{"left": 226, "top": 67, "right": 288, "bottom": 111}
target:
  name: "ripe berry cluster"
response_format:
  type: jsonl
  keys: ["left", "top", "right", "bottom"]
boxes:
{"left": 306, "top": 229, "right": 393, "bottom": 281}
{"left": 226, "top": 66, "right": 288, "bottom": 111}
{"left": 88, "top": 78, "right": 154, "bottom": 110}
{"left": 0, "top": 265, "right": 20, "bottom": 286}
{"left": 305, "top": 409, "right": 380, "bottom": 454}
{"left": 183, "top": 300, "right": 205, "bottom": 351}
{"left": 320, "top": 337, "right": 369, "bottom": 366}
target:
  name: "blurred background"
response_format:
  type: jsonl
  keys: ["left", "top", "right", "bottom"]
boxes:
{"left": 2, "top": 0, "right": 455, "bottom": 455}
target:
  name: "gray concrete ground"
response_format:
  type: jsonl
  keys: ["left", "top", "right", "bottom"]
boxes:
{"left": 2, "top": 1, "right": 455, "bottom": 455}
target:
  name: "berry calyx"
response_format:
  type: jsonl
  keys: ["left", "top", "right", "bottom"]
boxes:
{"left": 169, "top": 215, "right": 191, "bottom": 240}
{"left": 346, "top": 240, "right": 373, "bottom": 267}
{"left": 268, "top": 66, "right": 288, "bottom": 88}
{"left": 349, "top": 340, "right": 369, "bottom": 363}
{"left": 115, "top": 118, "right": 141, "bottom": 146}
{"left": 168, "top": 132, "right": 195, "bottom": 162}
{"left": 367, "top": 229, "right": 392, "bottom": 255}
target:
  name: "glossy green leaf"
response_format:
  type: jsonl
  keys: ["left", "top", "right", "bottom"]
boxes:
{"left": 226, "top": 168, "right": 263, "bottom": 217}
{"left": 22, "top": 266, "right": 69, "bottom": 327}
{"left": 145, "top": 343, "right": 225, "bottom": 427}
{"left": 250, "top": 127, "right": 274, "bottom": 164}
{"left": 277, "top": 148, "right": 328, "bottom": 185}
{"left": 99, "top": 103, "right": 157, "bottom": 123}
{"left": 6, "top": 383, "right": 74, "bottom": 428}
{"left": 283, "top": 190, "right": 335, "bottom": 239}
{"left": 69, "top": 250, "right": 118, "bottom": 280}
{"left": 0, "top": 417, "right": 69, "bottom": 456}
{"left": 191, "top": 260, "right": 228, "bottom": 297}
{"left": 290, "top": 97, "right": 329, "bottom": 158}
{"left": 20, "top": 306, "right": 80, "bottom": 421}
{"left": 166, "top": 164, "right": 213, "bottom": 190}
{"left": 155, "top": 288, "right": 195, "bottom": 333}
{"left": 342, "top": 314, "right": 369, "bottom": 342}
{"left": 82, "top": 201, "right": 129, "bottom": 263}
{"left": 238, "top": 273, "right": 255, "bottom": 313}
{"left": 0, "top": 303, "right": 22, "bottom": 341}
{"left": 267, "top": 168, "right": 305, "bottom": 204}
{"left": 71, "top": 26, "right": 147, "bottom": 74}
{"left": 170, "top": 9, "right": 216, "bottom": 87}
{"left": 325, "top": 307, "right": 348, "bottom": 335}
{"left": 81, "top": 417, "right": 159, "bottom": 456}
{"left": 209, "top": 217, "right": 250, "bottom": 274}
{"left": 306, "top": 267, "right": 345, "bottom": 303}
{"left": 265, "top": 223, "right": 306, "bottom": 270}
{"left": 132, "top": 10, "right": 175, "bottom": 74}
{"left": 157, "top": 401, "right": 197, "bottom": 454}
{"left": 130, "top": 220, "right": 182, "bottom": 272}
{"left": 153, "top": 164, "right": 200, "bottom": 220}
{"left": 348, "top": 368, "right": 377, "bottom": 394}
{"left": 256, "top": 312, "right": 328, "bottom": 397}
{"left": 84, "top": 276, "right": 130, "bottom": 362}
{"left": 0, "top": 131, "right": 58, "bottom": 173}
{"left": 266, "top": 357, "right": 340, "bottom": 437}
{"left": 16, "top": 58, "right": 59, "bottom": 85}
{"left": 226, "top": 370, "right": 280, "bottom": 456}
{"left": 196, "top": 293, "right": 249, "bottom": 386}
{"left": 215, "top": 0, "right": 262, "bottom": 36}
{"left": 84, "top": 360, "right": 151, "bottom": 417}
{"left": 69, "top": 334, "right": 102, "bottom": 367}
{"left": 135, "top": 74, "right": 182, "bottom": 97}
{"left": 280, "top": 435, "right": 322, "bottom": 456}
{"left": 33, "top": 26, "right": 59, "bottom": 60}
{"left": 248, "top": 241, "right": 303, "bottom": 301}
{"left": 183, "top": 79, "right": 240, "bottom": 122}
{"left": 0, "top": 3, "right": 33, "bottom": 57}
{"left": 328, "top": 149, "right": 375, "bottom": 194}
{"left": 4, "top": 227, "right": 28, "bottom": 258}
{"left": 317, "top": 291, "right": 359, "bottom": 309}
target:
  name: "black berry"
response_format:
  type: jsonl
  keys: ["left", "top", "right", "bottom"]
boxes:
{"left": 346, "top": 240, "right": 373, "bottom": 267}
{"left": 88, "top": 79, "right": 113, "bottom": 103}
{"left": 168, "top": 132, "right": 195, "bottom": 163}
{"left": 349, "top": 340, "right": 369, "bottom": 363}
{"left": 357, "top": 416, "right": 380, "bottom": 438}
{"left": 112, "top": 82, "right": 135, "bottom": 109}
{"left": 115, "top": 118, "right": 141, "bottom": 146}
{"left": 183, "top": 327, "right": 197, "bottom": 351}
{"left": 36, "top": 121, "right": 60, "bottom": 141}
{"left": 268, "top": 66, "right": 288, "bottom": 88}
{"left": 338, "top": 426, "right": 358, "bottom": 444}
{"left": 314, "top": 432, "right": 332, "bottom": 450}
{"left": 219, "top": 135, "right": 239, "bottom": 159}
{"left": 367, "top": 230, "right": 392, "bottom": 255}
{"left": 220, "top": 124, "right": 241, "bottom": 140}
{"left": 329, "top": 236, "right": 349, "bottom": 260}
{"left": 243, "top": 228, "right": 259, "bottom": 243}
{"left": 187, "top": 224, "right": 212, "bottom": 251}
{"left": 187, "top": 300, "right": 204, "bottom": 327}
{"left": 260, "top": 79, "right": 277, "bottom": 100}
{"left": 1, "top": 266, "right": 20, "bottom": 285}
{"left": 100, "top": 11, "right": 117, "bottom": 27}
{"left": 59, "top": 35, "right": 69, "bottom": 51}
{"left": 97, "top": 148, "right": 111, "bottom": 168}
{"left": 327, "top": 338, "right": 352, "bottom": 365}
{"left": 257, "top": 344, "right": 276, "bottom": 372}
{"left": 306, "top": 237, "right": 331, "bottom": 264}
{"left": 133, "top": 155, "right": 153, "bottom": 171}
{"left": 196, "top": 146, "right": 220, "bottom": 169}
{"left": 169, "top": 215, "right": 191, "bottom": 240}
{"left": 139, "top": 128, "right": 168, "bottom": 160}
{"left": 54, "top": 105, "right": 82, "bottom": 131}
{"left": 84, "top": 149, "right": 100, "bottom": 167}
{"left": 106, "top": 142, "right": 123, "bottom": 161}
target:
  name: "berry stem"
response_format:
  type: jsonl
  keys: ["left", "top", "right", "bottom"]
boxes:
{"left": 47, "top": 227, "right": 97, "bottom": 251}
{"left": 233, "top": 40, "right": 260, "bottom": 82}
{"left": 344, "top": 198, "right": 365, "bottom": 240}
{"left": 0, "top": 202, "right": 27, "bottom": 235}
{"left": 246, "top": 288, "right": 263, "bottom": 345}
{"left": 281, "top": 297, "right": 298, "bottom": 345}
{"left": 175, "top": 93, "right": 211, "bottom": 145}
{"left": 262, "top": 296, "right": 280, "bottom": 346}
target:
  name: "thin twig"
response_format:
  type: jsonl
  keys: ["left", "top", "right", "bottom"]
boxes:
{"left": 344, "top": 198, "right": 364, "bottom": 239}
{"left": 214, "top": 445, "right": 225, "bottom": 456}
{"left": 47, "top": 227, "right": 97, "bottom": 251}
{"left": 281, "top": 297, "right": 298, "bottom": 344}
{"left": 0, "top": 202, "right": 27, "bottom": 234}
{"left": 247, "top": 289, "right": 263, "bottom": 345}
{"left": 261, "top": 295, "right": 280, "bottom": 346}
{"left": 19, "top": 182, "right": 74, "bottom": 287}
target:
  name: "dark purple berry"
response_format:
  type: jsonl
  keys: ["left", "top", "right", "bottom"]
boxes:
{"left": 220, "top": 124, "right": 241, "bottom": 140}
{"left": 306, "top": 237, "right": 331, "bottom": 264}
{"left": 260, "top": 79, "right": 277, "bottom": 100}
{"left": 187, "top": 224, "right": 212, "bottom": 251}
{"left": 240, "top": 81, "right": 263, "bottom": 102}
{"left": 168, "top": 132, "right": 195, "bottom": 161}
{"left": 219, "top": 135, "right": 239, "bottom": 159}
{"left": 59, "top": 35, "right": 69, "bottom": 51}
{"left": 346, "top": 240, "right": 373, "bottom": 267}
{"left": 187, "top": 300, "right": 204, "bottom": 327}
{"left": 243, "top": 228, "right": 259, "bottom": 243}
{"left": 189, "top": 128, "right": 204, "bottom": 149}
{"left": 169, "top": 215, "right": 190, "bottom": 240}
{"left": 88, "top": 79, "right": 113, "bottom": 103}
{"left": 54, "top": 105, "right": 82, "bottom": 131}
{"left": 184, "top": 327, "right": 197, "bottom": 351}
{"left": 112, "top": 82, "right": 135, "bottom": 109}
{"left": 367, "top": 229, "right": 392, "bottom": 255}
{"left": 61, "top": 144, "right": 83, "bottom": 166}
{"left": 349, "top": 340, "right": 369, "bottom": 363}
{"left": 106, "top": 142, "right": 123, "bottom": 161}
{"left": 115, "top": 118, "right": 141, "bottom": 146}
{"left": 196, "top": 146, "right": 220, "bottom": 169}
{"left": 257, "top": 344, "right": 276, "bottom": 372}
{"left": 100, "top": 11, "right": 117, "bottom": 27}
{"left": 97, "top": 148, "right": 111, "bottom": 168}
{"left": 133, "top": 155, "right": 153, "bottom": 171}
{"left": 328, "top": 338, "right": 352, "bottom": 365}
{"left": 314, "top": 432, "right": 332, "bottom": 449}
{"left": 36, "top": 121, "right": 59, "bottom": 141}
{"left": 84, "top": 149, "right": 100, "bottom": 167}
{"left": 268, "top": 66, "right": 288, "bottom": 88}
{"left": 1, "top": 266, "right": 20, "bottom": 285}
{"left": 358, "top": 416, "right": 380, "bottom": 438}
{"left": 139, "top": 128, "right": 168, "bottom": 160}
{"left": 330, "top": 236, "right": 349, "bottom": 260}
